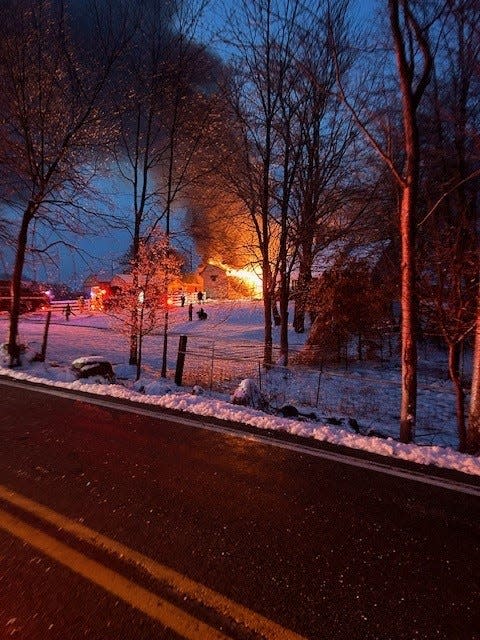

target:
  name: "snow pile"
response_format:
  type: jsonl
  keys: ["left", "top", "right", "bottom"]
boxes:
{"left": 132, "top": 378, "right": 173, "bottom": 396}
{"left": 231, "top": 378, "right": 268, "bottom": 409}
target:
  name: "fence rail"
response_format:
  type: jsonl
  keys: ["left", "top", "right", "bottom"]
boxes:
{"left": 49, "top": 300, "right": 82, "bottom": 312}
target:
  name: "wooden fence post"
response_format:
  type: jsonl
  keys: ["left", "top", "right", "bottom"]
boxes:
{"left": 32, "top": 310, "right": 52, "bottom": 362}
{"left": 209, "top": 343, "right": 215, "bottom": 391}
{"left": 174, "top": 335, "right": 188, "bottom": 386}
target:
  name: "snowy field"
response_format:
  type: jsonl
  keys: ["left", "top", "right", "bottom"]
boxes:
{"left": 1, "top": 299, "right": 480, "bottom": 477}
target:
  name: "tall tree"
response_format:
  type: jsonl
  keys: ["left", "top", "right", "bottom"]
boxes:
{"left": 334, "top": 0, "right": 433, "bottom": 443}
{"left": 289, "top": 0, "right": 354, "bottom": 334}
{"left": 389, "top": 0, "right": 433, "bottom": 443}
{"left": 226, "top": 0, "right": 283, "bottom": 366}
{"left": 222, "top": 0, "right": 338, "bottom": 366}
{"left": 112, "top": 0, "right": 219, "bottom": 371}
{"left": 419, "top": 0, "right": 480, "bottom": 450}
{"left": 0, "top": 0, "right": 129, "bottom": 366}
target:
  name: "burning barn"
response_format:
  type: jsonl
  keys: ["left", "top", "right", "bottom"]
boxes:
{"left": 199, "top": 261, "right": 262, "bottom": 300}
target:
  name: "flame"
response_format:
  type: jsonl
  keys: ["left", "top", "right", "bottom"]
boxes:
{"left": 226, "top": 266, "right": 263, "bottom": 297}
{"left": 208, "top": 260, "right": 263, "bottom": 298}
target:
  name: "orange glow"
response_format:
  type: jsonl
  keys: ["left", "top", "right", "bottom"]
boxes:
{"left": 226, "top": 266, "right": 263, "bottom": 297}
{"left": 208, "top": 260, "right": 263, "bottom": 298}
{"left": 90, "top": 286, "right": 107, "bottom": 311}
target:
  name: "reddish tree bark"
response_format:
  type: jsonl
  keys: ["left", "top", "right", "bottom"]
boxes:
{"left": 389, "top": 0, "right": 432, "bottom": 443}
{"left": 468, "top": 289, "right": 480, "bottom": 453}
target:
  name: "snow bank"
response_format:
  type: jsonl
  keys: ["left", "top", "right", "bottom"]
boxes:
{"left": 1, "top": 364, "right": 479, "bottom": 477}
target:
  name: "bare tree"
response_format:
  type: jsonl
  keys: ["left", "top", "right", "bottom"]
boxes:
{"left": 224, "top": 0, "right": 287, "bottom": 366}
{"left": 289, "top": 0, "right": 355, "bottom": 335}
{"left": 0, "top": 0, "right": 129, "bottom": 366}
{"left": 389, "top": 0, "right": 433, "bottom": 443}
{"left": 112, "top": 0, "right": 220, "bottom": 373}
{"left": 222, "top": 0, "right": 341, "bottom": 366}
{"left": 107, "top": 231, "right": 182, "bottom": 380}
{"left": 418, "top": 0, "right": 480, "bottom": 451}
{"left": 334, "top": 0, "right": 433, "bottom": 443}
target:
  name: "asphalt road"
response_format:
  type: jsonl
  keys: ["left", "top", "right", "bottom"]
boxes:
{"left": 0, "top": 378, "right": 479, "bottom": 640}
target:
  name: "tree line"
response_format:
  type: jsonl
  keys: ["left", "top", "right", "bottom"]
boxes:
{"left": 1, "top": 0, "right": 479, "bottom": 452}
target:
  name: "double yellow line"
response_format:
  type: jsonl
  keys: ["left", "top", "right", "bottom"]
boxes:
{"left": 0, "top": 484, "right": 306, "bottom": 640}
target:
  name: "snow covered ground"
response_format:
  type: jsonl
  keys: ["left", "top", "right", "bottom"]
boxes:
{"left": 1, "top": 300, "right": 480, "bottom": 477}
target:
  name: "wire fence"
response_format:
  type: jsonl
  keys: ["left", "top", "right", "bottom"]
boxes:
{"left": 169, "top": 332, "right": 462, "bottom": 444}
{"left": 171, "top": 334, "right": 263, "bottom": 392}
{"left": 6, "top": 311, "right": 463, "bottom": 445}
{"left": 170, "top": 332, "right": 462, "bottom": 398}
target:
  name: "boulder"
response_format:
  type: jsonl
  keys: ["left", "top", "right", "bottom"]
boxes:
{"left": 71, "top": 356, "right": 116, "bottom": 383}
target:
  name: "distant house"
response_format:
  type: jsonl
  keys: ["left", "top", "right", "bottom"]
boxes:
{"left": 109, "top": 274, "right": 144, "bottom": 291}
{"left": 110, "top": 273, "right": 206, "bottom": 304}
{"left": 199, "top": 263, "right": 229, "bottom": 299}
{"left": 299, "top": 239, "right": 399, "bottom": 364}
{"left": 198, "top": 261, "right": 262, "bottom": 300}
{"left": 306, "top": 240, "right": 398, "bottom": 312}
{"left": 82, "top": 276, "right": 113, "bottom": 311}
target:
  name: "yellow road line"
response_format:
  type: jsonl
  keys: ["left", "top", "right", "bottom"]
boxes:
{"left": 0, "top": 485, "right": 306, "bottom": 640}
{"left": 0, "top": 507, "right": 231, "bottom": 640}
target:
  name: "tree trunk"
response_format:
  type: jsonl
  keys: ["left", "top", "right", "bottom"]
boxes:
{"left": 399, "top": 183, "right": 418, "bottom": 443}
{"left": 293, "top": 288, "right": 306, "bottom": 333}
{"left": 447, "top": 341, "right": 466, "bottom": 451}
{"left": 278, "top": 214, "right": 289, "bottom": 365}
{"left": 161, "top": 309, "right": 169, "bottom": 378}
{"left": 389, "top": 0, "right": 431, "bottom": 443}
{"left": 8, "top": 211, "right": 31, "bottom": 367}
{"left": 135, "top": 334, "right": 142, "bottom": 381}
{"left": 293, "top": 243, "right": 313, "bottom": 333}
{"left": 129, "top": 311, "right": 138, "bottom": 366}
{"left": 467, "top": 287, "right": 480, "bottom": 453}
{"left": 263, "top": 282, "right": 273, "bottom": 366}
{"left": 129, "top": 223, "right": 141, "bottom": 366}
{"left": 279, "top": 285, "right": 289, "bottom": 365}
{"left": 261, "top": 167, "right": 273, "bottom": 366}
{"left": 135, "top": 304, "right": 145, "bottom": 381}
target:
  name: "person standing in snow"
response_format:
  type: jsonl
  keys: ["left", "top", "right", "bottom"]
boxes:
{"left": 64, "top": 303, "right": 74, "bottom": 321}
{"left": 188, "top": 303, "right": 193, "bottom": 321}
